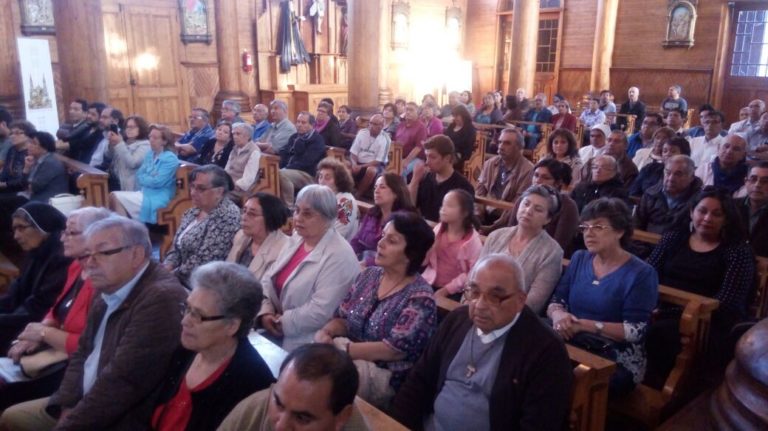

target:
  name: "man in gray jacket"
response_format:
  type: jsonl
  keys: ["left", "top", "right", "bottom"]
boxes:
{"left": 0, "top": 216, "right": 187, "bottom": 430}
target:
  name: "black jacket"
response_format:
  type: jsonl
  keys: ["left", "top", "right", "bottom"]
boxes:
{"left": 152, "top": 337, "right": 275, "bottom": 431}
{"left": 0, "top": 232, "right": 70, "bottom": 351}
{"left": 570, "top": 177, "right": 629, "bottom": 212}
{"left": 737, "top": 197, "right": 768, "bottom": 258}
{"left": 391, "top": 306, "right": 573, "bottom": 431}
{"left": 635, "top": 177, "right": 702, "bottom": 234}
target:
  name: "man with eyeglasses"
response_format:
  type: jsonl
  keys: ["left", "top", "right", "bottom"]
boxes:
{"left": 0, "top": 216, "right": 187, "bottom": 430}
{"left": 221, "top": 99, "right": 245, "bottom": 124}
{"left": 728, "top": 99, "right": 765, "bottom": 134}
{"left": 278, "top": 112, "right": 326, "bottom": 205}
{"left": 571, "top": 155, "right": 630, "bottom": 212}
{"left": 736, "top": 162, "right": 768, "bottom": 257}
{"left": 392, "top": 254, "right": 572, "bottom": 431}
{"left": 0, "top": 120, "right": 35, "bottom": 198}
{"left": 476, "top": 128, "right": 533, "bottom": 222}
{"left": 175, "top": 108, "right": 215, "bottom": 161}
{"left": 636, "top": 155, "right": 702, "bottom": 235}
{"left": 745, "top": 111, "right": 768, "bottom": 162}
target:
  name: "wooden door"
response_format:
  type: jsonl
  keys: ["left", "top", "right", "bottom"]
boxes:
{"left": 721, "top": 3, "right": 768, "bottom": 125}
{"left": 104, "top": 4, "right": 189, "bottom": 131}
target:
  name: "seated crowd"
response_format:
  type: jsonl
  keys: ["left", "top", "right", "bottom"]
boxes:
{"left": 0, "top": 84, "right": 766, "bottom": 431}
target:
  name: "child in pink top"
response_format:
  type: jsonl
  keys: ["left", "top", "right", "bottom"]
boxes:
{"left": 422, "top": 189, "right": 483, "bottom": 298}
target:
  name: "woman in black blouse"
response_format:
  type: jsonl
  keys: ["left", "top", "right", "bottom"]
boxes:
{"left": 444, "top": 104, "right": 477, "bottom": 172}
{"left": 196, "top": 121, "right": 234, "bottom": 168}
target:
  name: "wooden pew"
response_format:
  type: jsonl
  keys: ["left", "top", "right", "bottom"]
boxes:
{"left": 249, "top": 153, "right": 281, "bottom": 198}
{"left": 386, "top": 142, "right": 403, "bottom": 176}
{"left": 604, "top": 113, "right": 637, "bottom": 135}
{"left": 754, "top": 256, "right": 768, "bottom": 319}
{"left": 54, "top": 154, "right": 110, "bottom": 208}
{"left": 609, "top": 285, "right": 719, "bottom": 428}
{"left": 326, "top": 146, "right": 346, "bottom": 162}
{"left": 0, "top": 252, "right": 19, "bottom": 294}
{"left": 157, "top": 162, "right": 199, "bottom": 259}
{"left": 462, "top": 130, "right": 487, "bottom": 187}
{"left": 435, "top": 296, "right": 616, "bottom": 431}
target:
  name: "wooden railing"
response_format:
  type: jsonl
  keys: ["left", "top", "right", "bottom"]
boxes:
{"left": 463, "top": 130, "right": 487, "bottom": 187}
{"left": 386, "top": 142, "right": 404, "bottom": 176}
{"left": 54, "top": 153, "right": 110, "bottom": 207}
{"left": 157, "top": 163, "right": 198, "bottom": 259}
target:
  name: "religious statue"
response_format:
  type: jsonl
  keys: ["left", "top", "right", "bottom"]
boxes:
{"left": 309, "top": 0, "right": 325, "bottom": 34}
{"left": 664, "top": 1, "right": 697, "bottom": 48}
{"left": 278, "top": 0, "right": 311, "bottom": 73}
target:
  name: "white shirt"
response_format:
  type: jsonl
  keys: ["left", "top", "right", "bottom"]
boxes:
{"left": 690, "top": 134, "right": 726, "bottom": 168}
{"left": 578, "top": 144, "right": 605, "bottom": 163}
{"left": 350, "top": 129, "right": 390, "bottom": 165}
{"left": 476, "top": 312, "right": 521, "bottom": 344}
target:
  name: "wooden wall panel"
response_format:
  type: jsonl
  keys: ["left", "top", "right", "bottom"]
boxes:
{"left": 610, "top": 68, "right": 712, "bottom": 112}
{"left": 184, "top": 65, "right": 220, "bottom": 111}
{"left": 465, "top": 0, "right": 498, "bottom": 99}
{"left": 613, "top": 0, "right": 722, "bottom": 69}
{"left": 558, "top": 68, "right": 591, "bottom": 107}
{"left": 560, "top": 0, "right": 596, "bottom": 68}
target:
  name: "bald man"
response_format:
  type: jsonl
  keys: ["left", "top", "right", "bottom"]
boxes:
{"left": 392, "top": 254, "right": 572, "bottom": 431}
{"left": 695, "top": 133, "right": 749, "bottom": 194}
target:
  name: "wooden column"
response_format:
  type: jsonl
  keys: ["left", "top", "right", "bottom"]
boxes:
{"left": 212, "top": 0, "right": 249, "bottom": 119}
{"left": 590, "top": 0, "right": 619, "bottom": 92}
{"left": 348, "top": 0, "right": 381, "bottom": 117}
{"left": 507, "top": 0, "right": 539, "bottom": 96}
{"left": 377, "top": 0, "right": 392, "bottom": 107}
{"left": 52, "top": 0, "right": 108, "bottom": 105}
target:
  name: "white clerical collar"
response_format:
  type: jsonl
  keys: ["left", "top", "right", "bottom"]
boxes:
{"left": 476, "top": 312, "right": 521, "bottom": 344}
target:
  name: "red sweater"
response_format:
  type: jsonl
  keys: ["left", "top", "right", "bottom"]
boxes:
{"left": 43, "top": 260, "right": 96, "bottom": 354}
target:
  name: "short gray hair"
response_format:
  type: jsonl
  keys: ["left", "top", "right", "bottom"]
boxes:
{"left": 500, "top": 128, "right": 525, "bottom": 149}
{"left": 666, "top": 154, "right": 695, "bottom": 176}
{"left": 469, "top": 254, "right": 526, "bottom": 295}
{"left": 69, "top": 207, "right": 112, "bottom": 229}
{"left": 84, "top": 216, "right": 152, "bottom": 258}
{"left": 222, "top": 100, "right": 241, "bottom": 114}
{"left": 520, "top": 185, "right": 561, "bottom": 218}
{"left": 296, "top": 184, "right": 337, "bottom": 222}
{"left": 594, "top": 154, "right": 618, "bottom": 170}
{"left": 190, "top": 164, "right": 233, "bottom": 192}
{"left": 253, "top": 104, "right": 268, "bottom": 114}
{"left": 270, "top": 100, "right": 288, "bottom": 112}
{"left": 189, "top": 261, "right": 263, "bottom": 338}
{"left": 232, "top": 122, "right": 254, "bottom": 138}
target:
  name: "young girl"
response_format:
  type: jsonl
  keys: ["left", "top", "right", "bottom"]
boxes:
{"left": 422, "top": 189, "right": 483, "bottom": 299}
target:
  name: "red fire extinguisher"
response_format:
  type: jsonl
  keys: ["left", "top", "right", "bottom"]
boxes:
{"left": 242, "top": 50, "right": 253, "bottom": 73}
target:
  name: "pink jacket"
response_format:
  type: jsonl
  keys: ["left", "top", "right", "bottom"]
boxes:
{"left": 421, "top": 223, "right": 484, "bottom": 294}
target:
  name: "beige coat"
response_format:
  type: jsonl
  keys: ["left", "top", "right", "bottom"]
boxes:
{"left": 227, "top": 229, "right": 290, "bottom": 281}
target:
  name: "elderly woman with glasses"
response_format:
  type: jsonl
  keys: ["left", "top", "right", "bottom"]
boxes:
{"left": 479, "top": 185, "right": 564, "bottom": 315}
{"left": 258, "top": 185, "right": 360, "bottom": 351}
{"left": 1, "top": 207, "right": 111, "bottom": 410}
{"left": 224, "top": 122, "right": 262, "bottom": 196}
{"left": 163, "top": 165, "right": 241, "bottom": 286}
{"left": 226, "top": 193, "right": 291, "bottom": 281}
{"left": 547, "top": 198, "right": 658, "bottom": 396}
{"left": 315, "top": 211, "right": 436, "bottom": 408}
{"left": 0, "top": 203, "right": 70, "bottom": 353}
{"left": 151, "top": 262, "right": 274, "bottom": 431}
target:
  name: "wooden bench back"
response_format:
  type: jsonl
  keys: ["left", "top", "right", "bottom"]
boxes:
{"left": 0, "top": 252, "right": 19, "bottom": 294}
{"left": 157, "top": 163, "right": 199, "bottom": 259}
{"left": 462, "top": 131, "right": 487, "bottom": 187}
{"left": 249, "top": 154, "right": 281, "bottom": 198}
{"left": 54, "top": 153, "right": 110, "bottom": 208}
{"left": 386, "top": 142, "right": 403, "bottom": 176}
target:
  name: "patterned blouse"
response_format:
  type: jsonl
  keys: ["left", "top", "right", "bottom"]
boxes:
{"left": 336, "top": 267, "right": 437, "bottom": 390}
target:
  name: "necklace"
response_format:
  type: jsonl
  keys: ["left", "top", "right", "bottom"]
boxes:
{"left": 378, "top": 272, "right": 408, "bottom": 300}
{"left": 466, "top": 328, "right": 501, "bottom": 379}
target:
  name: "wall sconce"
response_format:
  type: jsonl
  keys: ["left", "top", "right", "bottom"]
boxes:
{"left": 445, "top": 1, "right": 462, "bottom": 50}
{"left": 391, "top": 1, "right": 410, "bottom": 50}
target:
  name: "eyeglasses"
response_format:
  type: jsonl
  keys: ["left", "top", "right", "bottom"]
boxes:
{"left": 77, "top": 245, "right": 133, "bottom": 262}
{"left": 61, "top": 230, "right": 83, "bottom": 238}
{"left": 180, "top": 303, "right": 228, "bottom": 323}
{"left": 242, "top": 209, "right": 264, "bottom": 218}
{"left": 578, "top": 224, "right": 611, "bottom": 233}
{"left": 746, "top": 175, "right": 768, "bottom": 186}
{"left": 462, "top": 287, "right": 517, "bottom": 307}
{"left": 188, "top": 115, "right": 204, "bottom": 120}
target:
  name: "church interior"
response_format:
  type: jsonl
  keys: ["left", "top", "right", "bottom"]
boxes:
{"left": 0, "top": 0, "right": 767, "bottom": 430}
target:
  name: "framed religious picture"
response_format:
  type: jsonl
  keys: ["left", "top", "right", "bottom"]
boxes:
{"left": 19, "top": 0, "right": 55, "bottom": 36}
{"left": 663, "top": 0, "right": 697, "bottom": 48}
{"left": 179, "top": 0, "right": 212, "bottom": 44}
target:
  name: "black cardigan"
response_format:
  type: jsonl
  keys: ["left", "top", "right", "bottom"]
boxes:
{"left": 391, "top": 306, "right": 573, "bottom": 431}
{"left": 152, "top": 336, "right": 275, "bottom": 431}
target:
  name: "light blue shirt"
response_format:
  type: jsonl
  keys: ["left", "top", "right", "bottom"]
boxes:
{"left": 82, "top": 262, "right": 150, "bottom": 394}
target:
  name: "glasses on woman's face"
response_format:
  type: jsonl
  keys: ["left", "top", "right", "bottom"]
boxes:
{"left": 180, "top": 302, "right": 228, "bottom": 323}
{"left": 578, "top": 224, "right": 611, "bottom": 234}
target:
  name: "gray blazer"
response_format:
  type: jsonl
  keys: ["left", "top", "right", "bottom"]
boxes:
{"left": 227, "top": 229, "right": 290, "bottom": 281}
{"left": 480, "top": 226, "right": 563, "bottom": 314}
{"left": 259, "top": 227, "right": 360, "bottom": 351}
